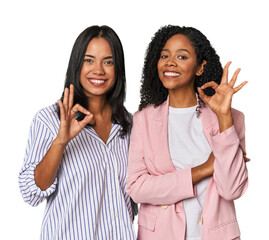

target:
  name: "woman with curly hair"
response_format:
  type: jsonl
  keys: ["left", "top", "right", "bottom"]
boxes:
{"left": 127, "top": 25, "right": 249, "bottom": 240}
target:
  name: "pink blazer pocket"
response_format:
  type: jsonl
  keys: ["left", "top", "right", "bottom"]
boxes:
{"left": 138, "top": 209, "right": 157, "bottom": 232}
{"left": 208, "top": 219, "right": 240, "bottom": 240}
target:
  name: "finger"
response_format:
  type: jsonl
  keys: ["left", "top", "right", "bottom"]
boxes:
{"left": 57, "top": 99, "right": 66, "bottom": 121}
{"left": 63, "top": 87, "right": 69, "bottom": 111}
{"left": 243, "top": 156, "right": 251, "bottom": 162}
{"left": 78, "top": 114, "right": 94, "bottom": 128}
{"left": 70, "top": 104, "right": 91, "bottom": 119}
{"left": 221, "top": 61, "right": 232, "bottom": 84}
{"left": 198, "top": 87, "right": 210, "bottom": 104}
{"left": 201, "top": 81, "right": 219, "bottom": 90}
{"left": 68, "top": 84, "right": 74, "bottom": 111}
{"left": 234, "top": 81, "right": 248, "bottom": 93}
{"left": 229, "top": 68, "right": 241, "bottom": 88}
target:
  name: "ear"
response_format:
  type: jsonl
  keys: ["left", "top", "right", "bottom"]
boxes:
{"left": 196, "top": 60, "right": 207, "bottom": 76}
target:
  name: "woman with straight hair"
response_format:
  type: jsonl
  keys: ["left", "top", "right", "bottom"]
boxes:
{"left": 127, "top": 25, "right": 249, "bottom": 240}
{"left": 19, "top": 25, "right": 136, "bottom": 240}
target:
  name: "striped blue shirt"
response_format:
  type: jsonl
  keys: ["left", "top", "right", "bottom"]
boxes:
{"left": 18, "top": 103, "right": 136, "bottom": 240}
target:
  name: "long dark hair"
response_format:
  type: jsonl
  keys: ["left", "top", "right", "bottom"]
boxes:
{"left": 139, "top": 25, "right": 223, "bottom": 111}
{"left": 58, "top": 25, "right": 131, "bottom": 136}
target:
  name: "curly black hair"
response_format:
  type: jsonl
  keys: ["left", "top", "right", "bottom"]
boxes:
{"left": 139, "top": 25, "right": 223, "bottom": 111}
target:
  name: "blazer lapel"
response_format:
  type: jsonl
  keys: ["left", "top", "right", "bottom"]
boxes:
{"left": 148, "top": 97, "right": 219, "bottom": 173}
{"left": 149, "top": 97, "right": 177, "bottom": 173}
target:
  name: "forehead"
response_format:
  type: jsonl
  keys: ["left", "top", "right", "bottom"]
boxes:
{"left": 162, "top": 34, "right": 195, "bottom": 53}
{"left": 85, "top": 37, "right": 112, "bottom": 55}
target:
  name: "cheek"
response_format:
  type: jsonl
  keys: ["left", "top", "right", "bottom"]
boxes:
{"left": 80, "top": 64, "right": 89, "bottom": 77}
{"left": 157, "top": 60, "right": 162, "bottom": 71}
{"left": 157, "top": 61, "right": 163, "bottom": 78}
{"left": 108, "top": 67, "right": 115, "bottom": 80}
{"left": 184, "top": 61, "right": 199, "bottom": 74}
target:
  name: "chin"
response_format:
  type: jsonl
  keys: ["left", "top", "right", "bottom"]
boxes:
{"left": 161, "top": 82, "right": 178, "bottom": 90}
{"left": 84, "top": 90, "right": 107, "bottom": 97}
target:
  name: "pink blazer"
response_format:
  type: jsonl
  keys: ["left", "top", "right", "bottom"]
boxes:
{"left": 127, "top": 98, "right": 248, "bottom": 240}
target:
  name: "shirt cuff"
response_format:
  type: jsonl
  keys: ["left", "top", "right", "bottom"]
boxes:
{"left": 25, "top": 165, "right": 58, "bottom": 198}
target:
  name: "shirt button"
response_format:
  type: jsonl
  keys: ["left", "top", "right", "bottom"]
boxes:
{"left": 106, "top": 147, "right": 110, "bottom": 152}
{"left": 161, "top": 205, "right": 168, "bottom": 210}
{"left": 201, "top": 217, "right": 204, "bottom": 224}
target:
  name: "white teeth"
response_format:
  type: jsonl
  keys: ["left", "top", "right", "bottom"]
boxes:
{"left": 90, "top": 79, "right": 105, "bottom": 83}
{"left": 164, "top": 72, "right": 180, "bottom": 76}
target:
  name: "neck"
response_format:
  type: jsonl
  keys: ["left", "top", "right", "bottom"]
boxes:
{"left": 87, "top": 95, "right": 110, "bottom": 116}
{"left": 168, "top": 87, "right": 197, "bottom": 108}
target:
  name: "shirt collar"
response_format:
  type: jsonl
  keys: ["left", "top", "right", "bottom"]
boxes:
{"left": 84, "top": 123, "right": 122, "bottom": 146}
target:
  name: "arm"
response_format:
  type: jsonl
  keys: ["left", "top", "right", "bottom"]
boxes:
{"left": 18, "top": 115, "right": 59, "bottom": 206}
{"left": 34, "top": 137, "right": 67, "bottom": 191}
{"left": 34, "top": 86, "right": 93, "bottom": 190}
{"left": 126, "top": 111, "right": 196, "bottom": 205}
{"left": 198, "top": 62, "right": 248, "bottom": 200}
{"left": 19, "top": 85, "right": 93, "bottom": 206}
{"left": 191, "top": 152, "right": 214, "bottom": 184}
{"left": 212, "top": 111, "right": 248, "bottom": 200}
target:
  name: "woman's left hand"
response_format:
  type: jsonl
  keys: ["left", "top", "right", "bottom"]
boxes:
{"left": 198, "top": 61, "right": 247, "bottom": 117}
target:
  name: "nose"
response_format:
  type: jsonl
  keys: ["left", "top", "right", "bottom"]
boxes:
{"left": 93, "top": 63, "right": 105, "bottom": 75}
{"left": 165, "top": 57, "right": 177, "bottom": 67}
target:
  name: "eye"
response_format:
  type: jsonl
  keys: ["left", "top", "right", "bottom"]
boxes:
{"left": 84, "top": 59, "right": 93, "bottom": 63}
{"left": 160, "top": 54, "right": 168, "bottom": 59}
{"left": 104, "top": 60, "right": 114, "bottom": 65}
{"left": 178, "top": 55, "right": 187, "bottom": 60}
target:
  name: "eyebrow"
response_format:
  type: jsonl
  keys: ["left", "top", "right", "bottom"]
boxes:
{"left": 162, "top": 49, "right": 191, "bottom": 54}
{"left": 84, "top": 54, "right": 113, "bottom": 60}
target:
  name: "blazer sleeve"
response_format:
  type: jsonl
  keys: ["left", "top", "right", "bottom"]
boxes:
{"left": 212, "top": 110, "right": 248, "bottom": 201}
{"left": 126, "top": 111, "right": 196, "bottom": 205}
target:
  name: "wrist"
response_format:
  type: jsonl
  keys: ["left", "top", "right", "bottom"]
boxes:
{"left": 192, "top": 163, "right": 212, "bottom": 185}
{"left": 217, "top": 112, "right": 233, "bottom": 133}
{"left": 53, "top": 137, "right": 68, "bottom": 150}
{"left": 202, "top": 161, "right": 214, "bottom": 177}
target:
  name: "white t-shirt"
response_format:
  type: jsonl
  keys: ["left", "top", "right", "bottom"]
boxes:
{"left": 168, "top": 105, "right": 212, "bottom": 240}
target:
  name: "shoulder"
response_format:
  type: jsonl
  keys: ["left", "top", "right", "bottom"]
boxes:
{"left": 35, "top": 103, "right": 59, "bottom": 123}
{"left": 133, "top": 104, "right": 157, "bottom": 121}
{"left": 31, "top": 103, "right": 59, "bottom": 135}
{"left": 201, "top": 105, "right": 244, "bottom": 122}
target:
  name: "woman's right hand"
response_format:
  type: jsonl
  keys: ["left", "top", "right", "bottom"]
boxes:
{"left": 56, "top": 84, "right": 94, "bottom": 146}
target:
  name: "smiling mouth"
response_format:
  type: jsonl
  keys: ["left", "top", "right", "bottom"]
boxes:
{"left": 88, "top": 78, "right": 107, "bottom": 87}
{"left": 89, "top": 79, "right": 106, "bottom": 84}
{"left": 163, "top": 71, "right": 181, "bottom": 77}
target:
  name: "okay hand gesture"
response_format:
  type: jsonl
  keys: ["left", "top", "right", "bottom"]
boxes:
{"left": 198, "top": 62, "right": 247, "bottom": 117}
{"left": 56, "top": 84, "right": 94, "bottom": 146}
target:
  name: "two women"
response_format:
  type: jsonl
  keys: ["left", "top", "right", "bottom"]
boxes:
{"left": 19, "top": 24, "right": 248, "bottom": 240}
{"left": 127, "top": 25, "right": 248, "bottom": 240}
{"left": 19, "top": 25, "right": 136, "bottom": 239}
